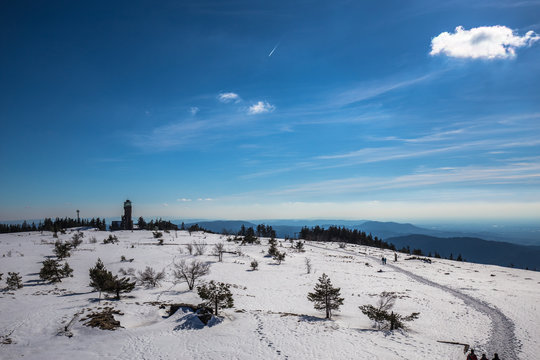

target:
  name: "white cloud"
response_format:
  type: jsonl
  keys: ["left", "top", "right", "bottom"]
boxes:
{"left": 197, "top": 198, "right": 213, "bottom": 201}
{"left": 430, "top": 25, "right": 539, "bottom": 59}
{"left": 218, "top": 92, "right": 240, "bottom": 103}
{"left": 190, "top": 107, "right": 199, "bottom": 115}
{"left": 162, "top": 203, "right": 169, "bottom": 207}
{"left": 177, "top": 198, "right": 192, "bottom": 202}
{"left": 248, "top": 101, "right": 275, "bottom": 115}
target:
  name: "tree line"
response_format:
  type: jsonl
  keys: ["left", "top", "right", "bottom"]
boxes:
{"left": 136, "top": 217, "right": 178, "bottom": 231}
{"left": 0, "top": 217, "right": 106, "bottom": 233}
{"left": 299, "top": 225, "right": 396, "bottom": 250}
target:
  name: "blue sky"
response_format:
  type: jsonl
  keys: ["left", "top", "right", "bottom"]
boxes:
{"left": 1, "top": 0, "right": 539, "bottom": 222}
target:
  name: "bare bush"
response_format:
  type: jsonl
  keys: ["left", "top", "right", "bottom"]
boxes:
{"left": 89, "top": 236, "right": 97, "bottom": 244}
{"left": 186, "top": 243, "right": 193, "bottom": 255}
{"left": 137, "top": 266, "right": 165, "bottom": 288}
{"left": 193, "top": 241, "right": 207, "bottom": 256}
{"left": 214, "top": 243, "right": 225, "bottom": 262}
{"left": 172, "top": 260, "right": 210, "bottom": 290}
{"left": 305, "top": 258, "right": 312, "bottom": 274}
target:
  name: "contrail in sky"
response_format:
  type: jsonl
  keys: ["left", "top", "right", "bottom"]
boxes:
{"left": 268, "top": 42, "right": 280, "bottom": 57}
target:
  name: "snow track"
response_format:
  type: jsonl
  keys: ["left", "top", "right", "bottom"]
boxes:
{"left": 307, "top": 243, "right": 520, "bottom": 360}
{"left": 253, "top": 312, "right": 289, "bottom": 359}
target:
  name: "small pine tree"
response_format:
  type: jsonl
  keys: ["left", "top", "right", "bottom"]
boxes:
{"left": 197, "top": 280, "right": 234, "bottom": 315}
{"left": 61, "top": 262, "right": 73, "bottom": 278}
{"left": 104, "top": 276, "right": 135, "bottom": 300}
{"left": 268, "top": 239, "right": 278, "bottom": 257}
{"left": 70, "top": 232, "right": 83, "bottom": 248}
{"left": 39, "top": 259, "right": 73, "bottom": 283}
{"left": 54, "top": 241, "right": 72, "bottom": 259}
{"left": 137, "top": 216, "right": 147, "bottom": 230}
{"left": 307, "top": 273, "right": 344, "bottom": 319}
{"left": 273, "top": 251, "right": 286, "bottom": 265}
{"left": 89, "top": 258, "right": 112, "bottom": 302}
{"left": 359, "top": 291, "right": 419, "bottom": 330}
{"left": 6, "top": 272, "right": 23, "bottom": 290}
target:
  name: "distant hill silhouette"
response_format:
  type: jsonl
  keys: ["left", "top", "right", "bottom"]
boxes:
{"left": 387, "top": 234, "right": 540, "bottom": 270}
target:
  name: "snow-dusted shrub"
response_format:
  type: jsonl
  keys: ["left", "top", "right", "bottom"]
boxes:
{"left": 103, "top": 235, "right": 118, "bottom": 244}
{"left": 250, "top": 260, "right": 258, "bottom": 271}
{"left": 89, "top": 236, "right": 97, "bottom": 244}
{"left": 186, "top": 243, "right": 193, "bottom": 255}
{"left": 119, "top": 267, "right": 136, "bottom": 276}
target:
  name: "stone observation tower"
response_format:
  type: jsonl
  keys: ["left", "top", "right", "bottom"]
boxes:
{"left": 121, "top": 199, "right": 133, "bottom": 230}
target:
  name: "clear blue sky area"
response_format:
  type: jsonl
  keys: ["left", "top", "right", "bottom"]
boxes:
{"left": 1, "top": 0, "right": 539, "bottom": 222}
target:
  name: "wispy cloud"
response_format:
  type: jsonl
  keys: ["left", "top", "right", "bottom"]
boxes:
{"left": 430, "top": 25, "right": 540, "bottom": 59}
{"left": 248, "top": 101, "right": 275, "bottom": 114}
{"left": 273, "top": 163, "right": 540, "bottom": 197}
{"left": 218, "top": 92, "right": 241, "bottom": 103}
{"left": 190, "top": 107, "right": 199, "bottom": 115}
{"left": 177, "top": 198, "right": 192, "bottom": 202}
{"left": 332, "top": 72, "right": 440, "bottom": 107}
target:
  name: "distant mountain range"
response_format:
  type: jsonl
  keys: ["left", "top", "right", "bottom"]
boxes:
{"left": 386, "top": 234, "right": 540, "bottom": 270}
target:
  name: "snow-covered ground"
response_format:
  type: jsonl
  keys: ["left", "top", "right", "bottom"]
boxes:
{"left": 1, "top": 230, "right": 538, "bottom": 359}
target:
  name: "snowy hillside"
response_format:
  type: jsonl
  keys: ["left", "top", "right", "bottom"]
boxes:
{"left": 1, "top": 230, "right": 538, "bottom": 359}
